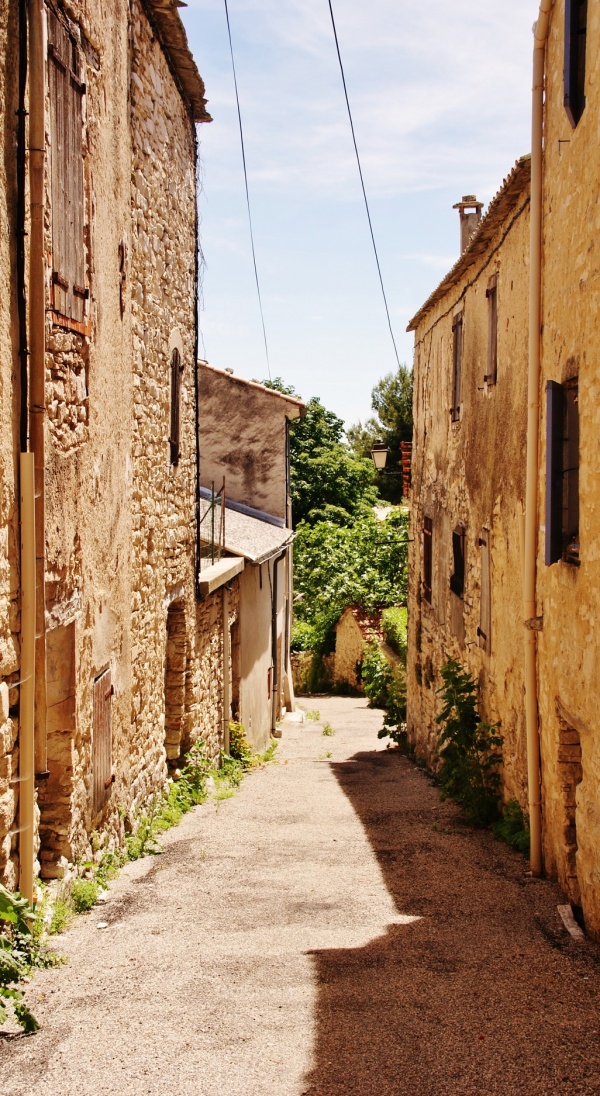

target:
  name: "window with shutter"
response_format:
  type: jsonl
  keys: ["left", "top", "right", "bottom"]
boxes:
{"left": 450, "top": 524, "right": 465, "bottom": 598}
{"left": 545, "top": 378, "right": 579, "bottom": 566}
{"left": 564, "top": 0, "right": 587, "bottom": 128}
{"left": 485, "top": 275, "right": 498, "bottom": 386}
{"left": 423, "top": 516, "right": 433, "bottom": 604}
{"left": 93, "top": 668, "right": 113, "bottom": 815}
{"left": 169, "top": 348, "right": 183, "bottom": 464}
{"left": 451, "top": 312, "right": 463, "bottom": 422}
{"left": 48, "top": 9, "right": 88, "bottom": 329}
{"left": 477, "top": 527, "right": 491, "bottom": 653}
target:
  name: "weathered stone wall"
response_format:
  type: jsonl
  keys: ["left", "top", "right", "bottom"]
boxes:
{"left": 536, "top": 2, "right": 600, "bottom": 933}
{"left": 333, "top": 610, "right": 367, "bottom": 689}
{"left": 407, "top": 179, "right": 530, "bottom": 812}
{"left": 0, "top": 0, "right": 219, "bottom": 888}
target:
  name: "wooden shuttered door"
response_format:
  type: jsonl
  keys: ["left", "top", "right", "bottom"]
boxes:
{"left": 93, "top": 669, "right": 113, "bottom": 815}
{"left": 545, "top": 380, "right": 565, "bottom": 566}
{"left": 170, "top": 348, "right": 183, "bottom": 464}
{"left": 478, "top": 527, "right": 491, "bottom": 653}
{"left": 423, "top": 516, "right": 433, "bottom": 603}
{"left": 451, "top": 313, "right": 463, "bottom": 421}
{"left": 48, "top": 10, "right": 87, "bottom": 325}
{"left": 485, "top": 274, "right": 498, "bottom": 385}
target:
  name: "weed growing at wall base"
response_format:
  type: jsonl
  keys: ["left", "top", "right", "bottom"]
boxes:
{"left": 0, "top": 884, "right": 61, "bottom": 1034}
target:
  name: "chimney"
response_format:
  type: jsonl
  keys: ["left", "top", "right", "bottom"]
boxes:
{"left": 452, "top": 195, "right": 484, "bottom": 252}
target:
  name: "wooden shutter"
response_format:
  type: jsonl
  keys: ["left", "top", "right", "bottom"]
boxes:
{"left": 423, "top": 517, "right": 433, "bottom": 603}
{"left": 478, "top": 528, "right": 491, "bottom": 652}
{"left": 545, "top": 381, "right": 565, "bottom": 565}
{"left": 451, "top": 313, "right": 463, "bottom": 421}
{"left": 450, "top": 525, "right": 465, "bottom": 598}
{"left": 48, "top": 10, "right": 86, "bottom": 324}
{"left": 170, "top": 348, "right": 183, "bottom": 464}
{"left": 485, "top": 275, "right": 498, "bottom": 385}
{"left": 564, "top": 0, "right": 587, "bottom": 128}
{"left": 93, "top": 669, "right": 113, "bottom": 815}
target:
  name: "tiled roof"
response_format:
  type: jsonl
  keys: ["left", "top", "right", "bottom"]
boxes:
{"left": 146, "top": 0, "right": 211, "bottom": 122}
{"left": 199, "top": 498, "right": 294, "bottom": 565}
{"left": 407, "top": 155, "right": 531, "bottom": 332}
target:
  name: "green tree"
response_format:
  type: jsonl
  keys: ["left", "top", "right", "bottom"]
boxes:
{"left": 293, "top": 508, "right": 409, "bottom": 651}
{"left": 347, "top": 364, "right": 413, "bottom": 503}
{"left": 262, "top": 380, "right": 378, "bottom": 526}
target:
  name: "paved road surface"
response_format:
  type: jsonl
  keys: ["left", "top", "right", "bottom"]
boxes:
{"left": 2, "top": 697, "right": 600, "bottom": 1095}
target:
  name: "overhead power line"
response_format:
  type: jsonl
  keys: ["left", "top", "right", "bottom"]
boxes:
{"left": 223, "top": 0, "right": 271, "bottom": 378}
{"left": 326, "top": 0, "right": 401, "bottom": 370}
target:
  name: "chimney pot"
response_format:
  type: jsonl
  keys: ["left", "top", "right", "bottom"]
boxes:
{"left": 452, "top": 195, "right": 484, "bottom": 253}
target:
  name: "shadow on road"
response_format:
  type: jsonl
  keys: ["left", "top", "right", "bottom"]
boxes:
{"left": 301, "top": 748, "right": 600, "bottom": 1096}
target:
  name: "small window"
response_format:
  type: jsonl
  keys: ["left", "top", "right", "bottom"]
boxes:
{"left": 451, "top": 312, "right": 463, "bottom": 422}
{"left": 450, "top": 524, "right": 465, "bottom": 598}
{"left": 564, "top": 0, "right": 587, "bottom": 128}
{"left": 477, "top": 527, "right": 491, "bottom": 653}
{"left": 93, "top": 669, "right": 113, "bottom": 815}
{"left": 423, "top": 516, "right": 433, "bottom": 604}
{"left": 545, "top": 378, "right": 579, "bottom": 565}
{"left": 48, "top": 10, "right": 88, "bottom": 326}
{"left": 169, "top": 348, "right": 183, "bottom": 464}
{"left": 485, "top": 275, "right": 498, "bottom": 386}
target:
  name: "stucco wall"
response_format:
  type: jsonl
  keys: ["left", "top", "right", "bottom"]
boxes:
{"left": 407, "top": 180, "right": 530, "bottom": 811}
{"left": 199, "top": 364, "right": 302, "bottom": 522}
{"left": 536, "top": 2, "right": 600, "bottom": 932}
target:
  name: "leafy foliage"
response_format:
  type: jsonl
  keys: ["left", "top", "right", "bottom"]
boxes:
{"left": 0, "top": 884, "right": 60, "bottom": 1033}
{"left": 493, "top": 799, "right": 530, "bottom": 854}
{"left": 381, "top": 606, "right": 407, "bottom": 660}
{"left": 228, "top": 721, "right": 253, "bottom": 765}
{"left": 347, "top": 364, "right": 413, "bottom": 503}
{"left": 71, "top": 879, "right": 99, "bottom": 913}
{"left": 263, "top": 380, "right": 378, "bottom": 527}
{"left": 436, "top": 659, "right": 503, "bottom": 826}
{"left": 293, "top": 508, "right": 408, "bottom": 652}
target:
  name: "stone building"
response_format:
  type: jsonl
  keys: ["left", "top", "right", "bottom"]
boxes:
{"left": 199, "top": 363, "right": 305, "bottom": 749}
{"left": 0, "top": 0, "right": 230, "bottom": 896}
{"left": 406, "top": 157, "right": 531, "bottom": 805}
{"left": 408, "top": 0, "right": 600, "bottom": 935}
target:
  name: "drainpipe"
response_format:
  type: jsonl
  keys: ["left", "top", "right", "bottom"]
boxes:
{"left": 28, "top": 0, "right": 48, "bottom": 780}
{"left": 270, "top": 550, "right": 286, "bottom": 738}
{"left": 524, "top": 0, "right": 552, "bottom": 877}
{"left": 19, "top": 455, "right": 36, "bottom": 902}
{"left": 222, "top": 585, "right": 230, "bottom": 756}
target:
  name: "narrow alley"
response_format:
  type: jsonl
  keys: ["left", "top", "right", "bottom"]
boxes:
{"left": 2, "top": 699, "right": 599, "bottom": 1096}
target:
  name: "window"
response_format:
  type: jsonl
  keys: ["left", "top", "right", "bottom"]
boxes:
{"left": 93, "top": 669, "right": 113, "bottom": 815}
{"left": 169, "top": 348, "right": 183, "bottom": 464}
{"left": 423, "top": 517, "right": 433, "bottom": 603}
{"left": 564, "top": 0, "right": 587, "bottom": 127}
{"left": 485, "top": 275, "right": 498, "bottom": 386}
{"left": 545, "top": 378, "right": 579, "bottom": 565}
{"left": 477, "top": 528, "right": 491, "bottom": 653}
{"left": 451, "top": 312, "right": 463, "bottom": 421}
{"left": 450, "top": 524, "right": 465, "bottom": 598}
{"left": 48, "top": 10, "right": 87, "bottom": 326}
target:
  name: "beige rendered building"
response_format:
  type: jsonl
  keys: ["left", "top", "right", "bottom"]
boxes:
{"left": 199, "top": 363, "right": 305, "bottom": 749}
{"left": 406, "top": 157, "right": 531, "bottom": 807}
{"left": 408, "top": 0, "right": 600, "bottom": 935}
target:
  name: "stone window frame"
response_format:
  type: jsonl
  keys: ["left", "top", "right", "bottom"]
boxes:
{"left": 485, "top": 274, "right": 498, "bottom": 387}
{"left": 169, "top": 328, "right": 184, "bottom": 466}
{"left": 450, "top": 522, "right": 466, "bottom": 599}
{"left": 422, "top": 515, "right": 433, "bottom": 604}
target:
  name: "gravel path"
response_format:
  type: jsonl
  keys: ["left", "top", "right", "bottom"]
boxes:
{"left": 2, "top": 696, "right": 600, "bottom": 1095}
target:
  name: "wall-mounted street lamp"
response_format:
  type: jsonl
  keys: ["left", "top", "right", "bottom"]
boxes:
{"left": 370, "top": 438, "right": 401, "bottom": 475}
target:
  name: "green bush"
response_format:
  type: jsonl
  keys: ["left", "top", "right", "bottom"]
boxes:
{"left": 0, "top": 884, "right": 60, "bottom": 1032}
{"left": 71, "top": 878, "right": 99, "bottom": 913}
{"left": 228, "top": 721, "right": 253, "bottom": 765}
{"left": 436, "top": 659, "right": 503, "bottom": 826}
{"left": 381, "top": 606, "right": 407, "bottom": 661}
{"left": 362, "top": 642, "right": 393, "bottom": 709}
{"left": 493, "top": 799, "right": 530, "bottom": 854}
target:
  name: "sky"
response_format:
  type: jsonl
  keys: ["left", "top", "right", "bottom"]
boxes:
{"left": 181, "top": 0, "right": 538, "bottom": 429}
